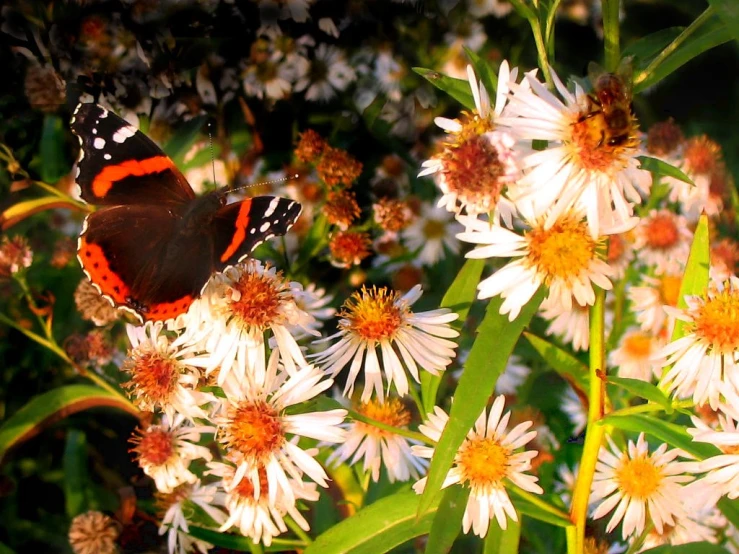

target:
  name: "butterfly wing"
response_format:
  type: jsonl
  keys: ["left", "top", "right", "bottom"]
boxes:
{"left": 212, "top": 196, "right": 302, "bottom": 270}
{"left": 78, "top": 205, "right": 213, "bottom": 321}
{"left": 71, "top": 103, "right": 196, "bottom": 207}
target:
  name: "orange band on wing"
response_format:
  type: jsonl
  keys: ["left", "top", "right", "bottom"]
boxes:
{"left": 146, "top": 295, "right": 195, "bottom": 321}
{"left": 91, "top": 156, "right": 174, "bottom": 198}
{"left": 220, "top": 199, "right": 252, "bottom": 263}
{"left": 78, "top": 238, "right": 131, "bottom": 304}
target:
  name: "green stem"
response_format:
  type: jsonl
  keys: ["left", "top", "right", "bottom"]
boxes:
{"left": 247, "top": 541, "right": 264, "bottom": 554}
{"left": 569, "top": 287, "right": 607, "bottom": 553}
{"left": 607, "top": 399, "right": 693, "bottom": 418}
{"left": 602, "top": 0, "right": 621, "bottom": 71}
{"left": 285, "top": 515, "right": 312, "bottom": 545}
{"left": 32, "top": 180, "right": 89, "bottom": 211}
{"left": 510, "top": 484, "right": 569, "bottom": 521}
{"left": 347, "top": 408, "right": 430, "bottom": 444}
{"left": 634, "top": 6, "right": 714, "bottom": 86}
{"left": 407, "top": 383, "right": 426, "bottom": 422}
{"left": 531, "top": 22, "right": 554, "bottom": 89}
{"left": 544, "top": 0, "right": 563, "bottom": 59}
{"left": 566, "top": 526, "right": 577, "bottom": 554}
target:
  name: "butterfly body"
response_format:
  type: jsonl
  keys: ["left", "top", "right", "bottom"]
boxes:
{"left": 71, "top": 103, "right": 301, "bottom": 322}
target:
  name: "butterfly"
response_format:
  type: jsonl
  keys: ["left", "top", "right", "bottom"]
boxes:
{"left": 71, "top": 103, "right": 301, "bottom": 322}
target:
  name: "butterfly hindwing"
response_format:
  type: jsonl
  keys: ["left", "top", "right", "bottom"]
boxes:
{"left": 71, "top": 103, "right": 195, "bottom": 206}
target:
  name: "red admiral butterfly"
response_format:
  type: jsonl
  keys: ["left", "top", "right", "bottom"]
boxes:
{"left": 71, "top": 103, "right": 301, "bottom": 322}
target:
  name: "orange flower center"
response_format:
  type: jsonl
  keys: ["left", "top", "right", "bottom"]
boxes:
{"left": 340, "top": 286, "right": 404, "bottom": 341}
{"left": 615, "top": 454, "right": 662, "bottom": 499}
{"left": 223, "top": 401, "right": 285, "bottom": 463}
{"left": 643, "top": 213, "right": 679, "bottom": 250}
{"left": 693, "top": 286, "right": 739, "bottom": 353}
{"left": 229, "top": 268, "right": 287, "bottom": 329}
{"left": 457, "top": 437, "right": 510, "bottom": 490}
{"left": 355, "top": 398, "right": 411, "bottom": 438}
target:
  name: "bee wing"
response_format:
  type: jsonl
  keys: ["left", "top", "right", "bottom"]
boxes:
{"left": 587, "top": 61, "right": 608, "bottom": 93}
{"left": 616, "top": 56, "right": 634, "bottom": 99}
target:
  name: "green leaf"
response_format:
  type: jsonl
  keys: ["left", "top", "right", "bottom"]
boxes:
{"left": 633, "top": 12, "right": 733, "bottom": 92}
{"left": 601, "top": 414, "right": 719, "bottom": 459}
{"left": 641, "top": 543, "right": 730, "bottom": 554}
{"left": 484, "top": 517, "right": 521, "bottom": 554}
{"left": 162, "top": 115, "right": 207, "bottom": 166}
{"left": 637, "top": 156, "right": 693, "bottom": 186}
{"left": 508, "top": 489, "right": 572, "bottom": 528}
{"left": 418, "top": 289, "right": 546, "bottom": 519}
{"left": 63, "top": 430, "right": 88, "bottom": 518}
{"left": 717, "top": 498, "right": 739, "bottom": 529}
{"left": 707, "top": 0, "right": 739, "bottom": 38}
{"left": 623, "top": 28, "right": 684, "bottom": 68}
{"left": 464, "top": 48, "right": 498, "bottom": 97}
{"left": 523, "top": 332, "right": 589, "bottom": 394}
{"left": 421, "top": 259, "right": 485, "bottom": 414}
{"left": 0, "top": 542, "right": 15, "bottom": 554}
{"left": 1, "top": 196, "right": 85, "bottom": 230}
{"left": 671, "top": 214, "right": 710, "bottom": 342}
{"left": 413, "top": 68, "right": 475, "bottom": 110}
{"left": 606, "top": 376, "right": 672, "bottom": 412}
{"left": 40, "top": 114, "right": 69, "bottom": 183}
{"left": 0, "top": 385, "right": 139, "bottom": 462}
{"left": 294, "top": 213, "right": 330, "bottom": 274}
{"left": 305, "top": 491, "right": 440, "bottom": 554}
{"left": 425, "top": 485, "right": 470, "bottom": 554}
{"left": 189, "top": 525, "right": 304, "bottom": 551}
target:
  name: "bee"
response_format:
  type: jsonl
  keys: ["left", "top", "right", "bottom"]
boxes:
{"left": 580, "top": 57, "right": 636, "bottom": 148}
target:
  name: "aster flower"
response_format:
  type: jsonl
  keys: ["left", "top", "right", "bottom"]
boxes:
{"left": 123, "top": 323, "right": 212, "bottom": 420}
{"left": 129, "top": 414, "right": 215, "bottom": 494}
{"left": 156, "top": 482, "right": 225, "bottom": 554}
{"left": 458, "top": 210, "right": 618, "bottom": 321}
{"left": 178, "top": 261, "right": 316, "bottom": 381}
{"left": 295, "top": 44, "right": 356, "bottom": 102}
{"left": 590, "top": 433, "right": 693, "bottom": 540}
{"left": 495, "top": 354, "right": 531, "bottom": 395}
{"left": 211, "top": 349, "right": 346, "bottom": 507}
{"left": 667, "top": 135, "right": 723, "bottom": 220}
{"left": 638, "top": 510, "right": 718, "bottom": 551}
{"left": 242, "top": 50, "right": 294, "bottom": 100}
{"left": 312, "top": 285, "right": 459, "bottom": 402}
{"left": 628, "top": 273, "right": 682, "bottom": 336}
{"left": 328, "top": 230, "right": 372, "bottom": 268}
{"left": 467, "top": 0, "right": 513, "bottom": 18}
{"left": 412, "top": 396, "right": 543, "bottom": 536}
{"left": 632, "top": 210, "right": 692, "bottom": 275}
{"left": 540, "top": 300, "right": 591, "bottom": 351}
{"left": 498, "top": 66, "right": 650, "bottom": 238}
{"left": 655, "top": 276, "right": 739, "bottom": 409}
{"left": 328, "top": 397, "right": 427, "bottom": 483}
{"left": 607, "top": 232, "right": 635, "bottom": 280}
{"left": 419, "top": 62, "right": 520, "bottom": 220}
{"left": 207, "top": 459, "right": 318, "bottom": 546}
{"left": 289, "top": 282, "right": 335, "bottom": 340}
{"left": 401, "top": 202, "right": 463, "bottom": 266}
{"left": 609, "top": 328, "right": 664, "bottom": 381}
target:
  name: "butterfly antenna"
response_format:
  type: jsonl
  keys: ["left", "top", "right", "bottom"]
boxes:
{"left": 227, "top": 173, "right": 300, "bottom": 196}
{"left": 209, "top": 122, "right": 217, "bottom": 187}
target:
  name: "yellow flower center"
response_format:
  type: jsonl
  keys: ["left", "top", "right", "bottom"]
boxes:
{"left": 123, "top": 347, "right": 179, "bottom": 408}
{"left": 659, "top": 275, "right": 682, "bottom": 307}
{"left": 643, "top": 213, "right": 680, "bottom": 250}
{"left": 423, "top": 218, "right": 447, "bottom": 240}
{"left": 340, "top": 286, "right": 404, "bottom": 341}
{"left": 355, "top": 398, "right": 411, "bottom": 438}
{"left": 623, "top": 332, "right": 653, "bottom": 359}
{"left": 615, "top": 454, "right": 662, "bottom": 499}
{"left": 567, "top": 108, "right": 638, "bottom": 173}
{"left": 457, "top": 437, "right": 510, "bottom": 489}
{"left": 693, "top": 286, "right": 739, "bottom": 353}
{"left": 223, "top": 401, "right": 285, "bottom": 462}
{"left": 526, "top": 217, "right": 601, "bottom": 284}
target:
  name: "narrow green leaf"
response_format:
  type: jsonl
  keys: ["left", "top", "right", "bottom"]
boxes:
{"left": 63, "top": 430, "right": 88, "bottom": 518}
{"left": 707, "top": 0, "right": 739, "bottom": 38}
{"left": 637, "top": 156, "right": 693, "bottom": 186}
{"left": 523, "top": 332, "right": 589, "bottom": 394}
{"left": 418, "top": 289, "right": 546, "bottom": 518}
{"left": 0, "top": 542, "right": 16, "bottom": 554}
{"left": 641, "top": 543, "right": 730, "bottom": 554}
{"left": 162, "top": 115, "right": 207, "bottom": 166}
{"left": 623, "top": 28, "right": 684, "bottom": 68}
{"left": 717, "top": 498, "right": 739, "bottom": 529}
{"left": 425, "top": 486, "right": 470, "bottom": 554}
{"left": 484, "top": 516, "right": 521, "bottom": 554}
{"left": 606, "top": 376, "right": 672, "bottom": 412}
{"left": 189, "top": 525, "right": 304, "bottom": 551}
{"left": 413, "top": 68, "right": 475, "bottom": 110}
{"left": 671, "top": 214, "right": 710, "bottom": 342}
{"left": 421, "top": 259, "right": 485, "bottom": 414}
{"left": 633, "top": 13, "right": 733, "bottom": 92}
{"left": 507, "top": 489, "right": 572, "bottom": 528}
{"left": 464, "top": 47, "right": 498, "bottom": 97}
{"left": 0, "top": 385, "right": 139, "bottom": 462}
{"left": 305, "top": 491, "right": 440, "bottom": 554}
{"left": 1, "top": 196, "right": 85, "bottom": 230}
{"left": 602, "top": 414, "right": 719, "bottom": 459}
{"left": 40, "top": 114, "right": 68, "bottom": 183}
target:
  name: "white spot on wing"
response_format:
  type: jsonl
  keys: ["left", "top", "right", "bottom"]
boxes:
{"left": 92, "top": 128, "right": 97, "bottom": 134}
{"left": 104, "top": 153, "right": 112, "bottom": 160}
{"left": 264, "top": 197, "right": 280, "bottom": 217}
{"left": 259, "top": 222, "right": 270, "bottom": 232}
{"left": 250, "top": 228, "right": 256, "bottom": 234}
{"left": 112, "top": 126, "right": 136, "bottom": 143}
{"left": 93, "top": 137, "right": 106, "bottom": 149}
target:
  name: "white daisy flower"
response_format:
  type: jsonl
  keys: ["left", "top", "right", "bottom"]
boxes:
{"left": 130, "top": 414, "right": 215, "bottom": 494}
{"left": 458, "top": 210, "right": 618, "bottom": 321}
{"left": 495, "top": 354, "right": 531, "bottom": 395}
{"left": 373, "top": 50, "right": 404, "bottom": 102}
{"left": 401, "top": 202, "right": 463, "bottom": 267}
{"left": 419, "top": 62, "right": 521, "bottom": 220}
{"left": 212, "top": 349, "right": 346, "bottom": 507}
{"left": 295, "top": 44, "right": 356, "bottom": 102}
{"left": 328, "top": 397, "right": 427, "bottom": 483}
{"left": 591, "top": 433, "right": 694, "bottom": 540}
{"left": 654, "top": 276, "right": 739, "bottom": 409}
{"left": 609, "top": 328, "right": 664, "bottom": 381}
{"left": 638, "top": 510, "right": 718, "bottom": 551}
{"left": 632, "top": 210, "right": 692, "bottom": 275}
{"left": 607, "top": 231, "right": 635, "bottom": 280}
{"left": 312, "top": 285, "right": 459, "bottom": 402}
{"left": 123, "top": 323, "right": 213, "bottom": 421}
{"left": 467, "top": 0, "right": 513, "bottom": 18}
{"left": 157, "top": 481, "right": 226, "bottom": 554}
{"left": 667, "top": 135, "right": 723, "bottom": 221}
{"left": 554, "top": 463, "right": 579, "bottom": 506}
{"left": 243, "top": 50, "right": 294, "bottom": 100}
{"left": 627, "top": 273, "right": 682, "bottom": 336}
{"left": 498, "top": 65, "right": 651, "bottom": 238}
{"left": 290, "top": 282, "right": 335, "bottom": 340}
{"left": 540, "top": 299, "right": 590, "bottom": 352}
{"left": 412, "top": 396, "right": 543, "bottom": 536}
{"left": 207, "top": 459, "right": 318, "bottom": 546}
{"left": 178, "top": 260, "right": 316, "bottom": 383}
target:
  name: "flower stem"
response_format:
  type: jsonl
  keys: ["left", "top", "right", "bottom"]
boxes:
{"left": 602, "top": 0, "right": 621, "bottom": 72}
{"left": 285, "top": 516, "right": 312, "bottom": 545}
{"left": 569, "top": 287, "right": 607, "bottom": 553}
